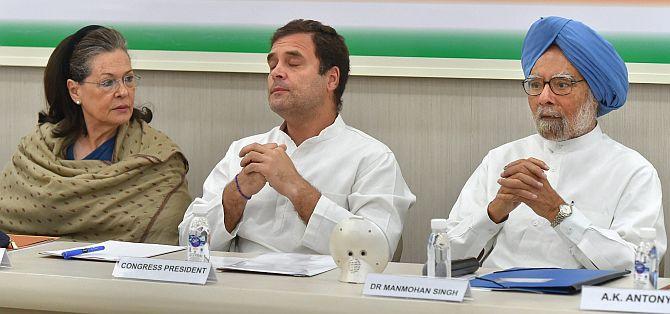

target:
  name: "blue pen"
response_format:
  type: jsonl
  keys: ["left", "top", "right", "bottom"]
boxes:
{"left": 61, "top": 245, "right": 105, "bottom": 259}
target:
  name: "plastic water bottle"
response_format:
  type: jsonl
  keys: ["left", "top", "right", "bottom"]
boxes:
{"left": 426, "top": 219, "right": 451, "bottom": 278}
{"left": 187, "top": 212, "right": 210, "bottom": 262}
{"left": 633, "top": 227, "right": 658, "bottom": 290}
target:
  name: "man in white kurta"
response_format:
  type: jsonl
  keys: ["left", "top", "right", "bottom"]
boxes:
{"left": 447, "top": 16, "right": 666, "bottom": 271}
{"left": 449, "top": 125, "right": 666, "bottom": 270}
{"left": 179, "top": 20, "right": 415, "bottom": 255}
{"left": 182, "top": 116, "right": 413, "bottom": 254}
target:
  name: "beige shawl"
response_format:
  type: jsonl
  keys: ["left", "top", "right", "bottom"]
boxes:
{"left": 0, "top": 119, "right": 191, "bottom": 245}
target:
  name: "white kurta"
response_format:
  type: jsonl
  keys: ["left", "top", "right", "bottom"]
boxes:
{"left": 447, "top": 125, "right": 666, "bottom": 270}
{"left": 179, "top": 115, "right": 415, "bottom": 255}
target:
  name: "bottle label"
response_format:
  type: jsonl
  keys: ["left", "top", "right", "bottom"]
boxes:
{"left": 189, "top": 234, "right": 203, "bottom": 247}
{"left": 634, "top": 261, "right": 647, "bottom": 275}
{"left": 188, "top": 225, "right": 209, "bottom": 249}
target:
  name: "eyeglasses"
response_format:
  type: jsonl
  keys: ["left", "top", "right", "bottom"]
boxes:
{"left": 522, "top": 76, "right": 585, "bottom": 96}
{"left": 80, "top": 74, "right": 141, "bottom": 92}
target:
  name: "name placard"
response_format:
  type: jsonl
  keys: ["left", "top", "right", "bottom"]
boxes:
{"left": 112, "top": 257, "right": 217, "bottom": 285}
{"left": 581, "top": 286, "right": 670, "bottom": 314}
{"left": 0, "top": 248, "right": 11, "bottom": 267}
{"left": 363, "top": 274, "right": 471, "bottom": 302}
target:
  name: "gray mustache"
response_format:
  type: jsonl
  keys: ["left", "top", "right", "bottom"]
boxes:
{"left": 536, "top": 107, "right": 563, "bottom": 118}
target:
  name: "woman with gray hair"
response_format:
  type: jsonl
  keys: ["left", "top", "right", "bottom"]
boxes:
{"left": 0, "top": 25, "right": 192, "bottom": 245}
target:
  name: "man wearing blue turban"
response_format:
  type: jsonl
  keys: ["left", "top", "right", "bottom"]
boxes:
{"left": 447, "top": 16, "right": 666, "bottom": 271}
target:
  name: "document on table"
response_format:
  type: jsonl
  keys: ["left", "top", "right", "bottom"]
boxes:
{"left": 210, "top": 255, "right": 249, "bottom": 268}
{"left": 39, "top": 240, "right": 184, "bottom": 262}
{"left": 218, "top": 252, "right": 337, "bottom": 277}
{"left": 470, "top": 268, "right": 629, "bottom": 295}
{"left": 8, "top": 234, "right": 59, "bottom": 251}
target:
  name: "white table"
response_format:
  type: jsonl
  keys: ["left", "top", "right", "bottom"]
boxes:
{"left": 0, "top": 241, "right": 666, "bottom": 313}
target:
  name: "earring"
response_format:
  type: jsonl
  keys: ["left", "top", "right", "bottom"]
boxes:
{"left": 75, "top": 100, "right": 81, "bottom": 105}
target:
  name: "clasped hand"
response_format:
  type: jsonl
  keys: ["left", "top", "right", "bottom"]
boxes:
{"left": 488, "top": 157, "right": 565, "bottom": 223}
{"left": 235, "top": 142, "right": 303, "bottom": 199}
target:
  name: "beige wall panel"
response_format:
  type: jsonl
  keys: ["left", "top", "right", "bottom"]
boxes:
{"left": 1, "top": 66, "right": 668, "bottom": 275}
{"left": 0, "top": 67, "right": 47, "bottom": 157}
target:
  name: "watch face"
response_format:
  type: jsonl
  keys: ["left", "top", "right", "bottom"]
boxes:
{"left": 559, "top": 204, "right": 572, "bottom": 215}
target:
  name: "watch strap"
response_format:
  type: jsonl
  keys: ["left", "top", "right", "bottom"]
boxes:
{"left": 551, "top": 202, "right": 573, "bottom": 228}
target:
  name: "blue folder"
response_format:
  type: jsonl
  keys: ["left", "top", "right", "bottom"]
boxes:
{"left": 470, "top": 268, "right": 629, "bottom": 295}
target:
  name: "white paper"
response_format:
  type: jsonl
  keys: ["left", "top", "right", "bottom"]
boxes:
{"left": 39, "top": 240, "right": 184, "bottom": 262}
{"left": 210, "top": 255, "right": 248, "bottom": 269}
{"left": 219, "top": 252, "right": 337, "bottom": 277}
{"left": 363, "top": 274, "right": 471, "bottom": 302}
{"left": 581, "top": 286, "right": 670, "bottom": 314}
{"left": 113, "top": 257, "right": 216, "bottom": 285}
{"left": 0, "top": 248, "right": 11, "bottom": 267}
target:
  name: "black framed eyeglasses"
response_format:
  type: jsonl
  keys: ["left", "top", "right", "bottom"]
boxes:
{"left": 522, "top": 76, "right": 585, "bottom": 96}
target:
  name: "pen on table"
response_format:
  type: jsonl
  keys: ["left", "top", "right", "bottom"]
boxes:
{"left": 61, "top": 246, "right": 105, "bottom": 259}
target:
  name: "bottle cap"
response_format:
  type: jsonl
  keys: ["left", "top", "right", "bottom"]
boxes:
{"left": 431, "top": 219, "right": 448, "bottom": 231}
{"left": 640, "top": 227, "right": 656, "bottom": 239}
{"left": 191, "top": 206, "right": 209, "bottom": 216}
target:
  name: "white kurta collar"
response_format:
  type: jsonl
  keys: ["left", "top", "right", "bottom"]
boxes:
{"left": 309, "top": 114, "right": 345, "bottom": 143}
{"left": 541, "top": 124, "right": 603, "bottom": 154}
{"left": 275, "top": 115, "right": 345, "bottom": 149}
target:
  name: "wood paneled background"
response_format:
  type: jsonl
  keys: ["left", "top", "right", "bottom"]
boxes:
{"left": 1, "top": 66, "right": 668, "bottom": 274}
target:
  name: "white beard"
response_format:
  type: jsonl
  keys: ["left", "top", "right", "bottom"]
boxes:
{"left": 534, "top": 94, "right": 598, "bottom": 141}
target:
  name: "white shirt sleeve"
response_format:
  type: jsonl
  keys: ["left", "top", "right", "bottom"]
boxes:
{"left": 554, "top": 166, "right": 667, "bottom": 270}
{"left": 301, "top": 152, "right": 416, "bottom": 255}
{"left": 178, "top": 144, "right": 240, "bottom": 251}
{"left": 447, "top": 153, "right": 504, "bottom": 260}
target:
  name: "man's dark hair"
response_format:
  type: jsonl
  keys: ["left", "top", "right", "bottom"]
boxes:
{"left": 271, "top": 19, "right": 350, "bottom": 112}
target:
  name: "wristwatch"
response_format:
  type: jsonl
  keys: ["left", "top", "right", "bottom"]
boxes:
{"left": 551, "top": 203, "right": 573, "bottom": 228}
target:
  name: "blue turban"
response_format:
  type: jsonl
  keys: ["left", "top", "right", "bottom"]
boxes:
{"left": 521, "top": 16, "right": 628, "bottom": 116}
